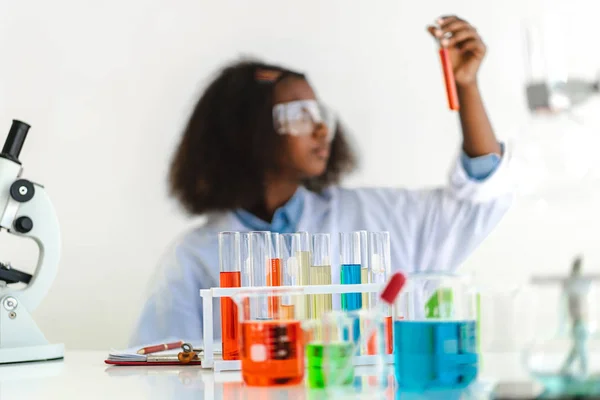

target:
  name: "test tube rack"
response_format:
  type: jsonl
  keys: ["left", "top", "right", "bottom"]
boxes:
{"left": 199, "top": 283, "right": 395, "bottom": 372}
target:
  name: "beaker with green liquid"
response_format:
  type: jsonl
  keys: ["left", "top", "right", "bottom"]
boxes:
{"left": 306, "top": 311, "right": 356, "bottom": 389}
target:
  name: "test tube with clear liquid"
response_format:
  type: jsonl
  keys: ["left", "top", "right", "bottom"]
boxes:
{"left": 360, "top": 230, "right": 370, "bottom": 311}
{"left": 310, "top": 233, "right": 333, "bottom": 325}
{"left": 367, "top": 231, "right": 393, "bottom": 355}
{"left": 280, "top": 233, "right": 310, "bottom": 320}
{"left": 297, "top": 232, "right": 311, "bottom": 318}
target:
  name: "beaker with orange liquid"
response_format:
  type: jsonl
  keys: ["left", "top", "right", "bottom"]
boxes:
{"left": 237, "top": 286, "right": 306, "bottom": 387}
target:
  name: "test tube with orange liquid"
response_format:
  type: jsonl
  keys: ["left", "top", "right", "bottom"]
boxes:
{"left": 366, "top": 231, "right": 393, "bottom": 355}
{"left": 268, "top": 233, "right": 282, "bottom": 318}
{"left": 438, "top": 33, "right": 460, "bottom": 111}
{"left": 219, "top": 231, "right": 242, "bottom": 361}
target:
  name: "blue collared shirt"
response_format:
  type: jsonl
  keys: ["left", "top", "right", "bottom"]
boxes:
{"left": 235, "top": 149, "right": 502, "bottom": 233}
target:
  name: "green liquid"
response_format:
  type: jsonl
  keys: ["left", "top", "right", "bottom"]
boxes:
{"left": 306, "top": 342, "right": 355, "bottom": 388}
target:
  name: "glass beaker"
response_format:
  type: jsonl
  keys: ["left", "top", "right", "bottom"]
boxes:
{"left": 306, "top": 310, "right": 390, "bottom": 397}
{"left": 306, "top": 310, "right": 357, "bottom": 389}
{"left": 236, "top": 286, "right": 305, "bottom": 387}
{"left": 524, "top": 272, "right": 600, "bottom": 396}
{"left": 394, "top": 273, "right": 478, "bottom": 391}
{"left": 219, "top": 231, "right": 241, "bottom": 361}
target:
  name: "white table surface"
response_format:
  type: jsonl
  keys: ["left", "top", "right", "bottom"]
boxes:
{"left": 0, "top": 351, "right": 532, "bottom": 400}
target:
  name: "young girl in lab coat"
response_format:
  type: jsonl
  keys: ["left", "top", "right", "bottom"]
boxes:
{"left": 130, "top": 16, "right": 512, "bottom": 345}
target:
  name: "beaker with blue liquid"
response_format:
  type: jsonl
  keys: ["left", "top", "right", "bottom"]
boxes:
{"left": 394, "top": 273, "right": 479, "bottom": 391}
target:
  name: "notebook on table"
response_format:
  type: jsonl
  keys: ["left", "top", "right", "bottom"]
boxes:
{"left": 105, "top": 341, "right": 215, "bottom": 366}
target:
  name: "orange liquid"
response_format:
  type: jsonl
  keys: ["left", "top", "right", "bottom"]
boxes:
{"left": 281, "top": 304, "right": 295, "bottom": 320}
{"left": 367, "top": 316, "right": 394, "bottom": 355}
{"left": 439, "top": 47, "right": 460, "bottom": 111}
{"left": 220, "top": 271, "right": 241, "bottom": 360}
{"left": 241, "top": 320, "right": 304, "bottom": 386}
{"left": 267, "top": 258, "right": 282, "bottom": 318}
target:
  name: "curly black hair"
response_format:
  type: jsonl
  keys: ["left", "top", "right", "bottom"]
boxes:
{"left": 169, "top": 59, "right": 356, "bottom": 215}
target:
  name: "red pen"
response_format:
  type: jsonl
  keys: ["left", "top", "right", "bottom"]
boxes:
{"left": 136, "top": 340, "right": 184, "bottom": 355}
{"left": 438, "top": 37, "right": 460, "bottom": 111}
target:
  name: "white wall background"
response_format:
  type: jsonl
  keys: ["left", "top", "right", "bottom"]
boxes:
{"left": 1, "top": 0, "right": 600, "bottom": 350}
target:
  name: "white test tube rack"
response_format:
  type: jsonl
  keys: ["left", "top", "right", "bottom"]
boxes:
{"left": 199, "top": 283, "right": 396, "bottom": 372}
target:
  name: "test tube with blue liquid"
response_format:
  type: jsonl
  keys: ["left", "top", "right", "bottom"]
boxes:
{"left": 394, "top": 273, "right": 478, "bottom": 392}
{"left": 340, "top": 232, "right": 362, "bottom": 344}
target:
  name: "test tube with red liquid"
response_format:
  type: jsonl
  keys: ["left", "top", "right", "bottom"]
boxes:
{"left": 366, "top": 231, "right": 393, "bottom": 355}
{"left": 268, "top": 233, "right": 282, "bottom": 318}
{"left": 219, "top": 231, "right": 242, "bottom": 360}
{"left": 438, "top": 36, "right": 460, "bottom": 111}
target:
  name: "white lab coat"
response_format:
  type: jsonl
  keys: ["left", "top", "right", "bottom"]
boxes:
{"left": 129, "top": 150, "right": 513, "bottom": 346}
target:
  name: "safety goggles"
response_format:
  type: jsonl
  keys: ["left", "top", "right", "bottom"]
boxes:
{"left": 273, "top": 100, "right": 336, "bottom": 141}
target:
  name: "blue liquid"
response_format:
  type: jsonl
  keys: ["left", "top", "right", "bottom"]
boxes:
{"left": 394, "top": 320, "right": 478, "bottom": 391}
{"left": 341, "top": 264, "right": 362, "bottom": 344}
{"left": 341, "top": 264, "right": 362, "bottom": 311}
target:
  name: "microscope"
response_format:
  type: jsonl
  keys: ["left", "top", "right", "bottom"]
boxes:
{"left": 0, "top": 120, "right": 64, "bottom": 363}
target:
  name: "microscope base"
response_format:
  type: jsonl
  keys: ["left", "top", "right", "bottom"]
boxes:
{"left": 0, "top": 343, "right": 64, "bottom": 364}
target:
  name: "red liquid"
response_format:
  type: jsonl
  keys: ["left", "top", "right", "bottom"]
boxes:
{"left": 367, "top": 316, "right": 394, "bottom": 355}
{"left": 240, "top": 320, "right": 305, "bottom": 386}
{"left": 220, "top": 271, "right": 241, "bottom": 360}
{"left": 439, "top": 47, "right": 460, "bottom": 111}
{"left": 267, "top": 258, "right": 282, "bottom": 318}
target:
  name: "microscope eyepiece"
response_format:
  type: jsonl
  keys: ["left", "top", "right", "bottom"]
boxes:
{"left": 1, "top": 120, "right": 30, "bottom": 164}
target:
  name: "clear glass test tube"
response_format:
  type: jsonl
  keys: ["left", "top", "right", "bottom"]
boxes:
{"left": 367, "top": 231, "right": 393, "bottom": 355}
{"left": 248, "top": 231, "right": 272, "bottom": 320}
{"left": 298, "top": 232, "right": 311, "bottom": 318}
{"left": 340, "top": 232, "right": 363, "bottom": 312}
{"left": 360, "top": 230, "right": 370, "bottom": 310}
{"left": 219, "top": 231, "right": 242, "bottom": 360}
{"left": 268, "top": 233, "right": 282, "bottom": 317}
{"left": 280, "top": 233, "right": 298, "bottom": 320}
{"left": 311, "top": 233, "right": 333, "bottom": 323}
{"left": 240, "top": 232, "right": 251, "bottom": 323}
